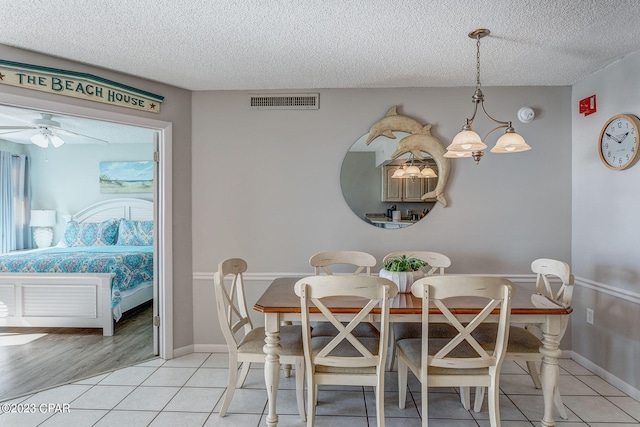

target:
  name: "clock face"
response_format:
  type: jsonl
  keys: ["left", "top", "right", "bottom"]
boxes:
{"left": 599, "top": 115, "right": 639, "bottom": 170}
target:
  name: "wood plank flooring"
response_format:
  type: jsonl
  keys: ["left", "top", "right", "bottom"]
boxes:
{"left": 0, "top": 301, "right": 154, "bottom": 401}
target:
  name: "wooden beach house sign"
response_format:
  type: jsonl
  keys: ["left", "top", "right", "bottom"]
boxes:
{"left": 0, "top": 59, "right": 164, "bottom": 113}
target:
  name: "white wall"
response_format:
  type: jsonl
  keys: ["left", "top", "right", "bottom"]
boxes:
{"left": 572, "top": 50, "right": 640, "bottom": 390}
{"left": 0, "top": 140, "right": 27, "bottom": 155}
{"left": 192, "top": 86, "right": 572, "bottom": 346}
{"left": 28, "top": 143, "right": 153, "bottom": 244}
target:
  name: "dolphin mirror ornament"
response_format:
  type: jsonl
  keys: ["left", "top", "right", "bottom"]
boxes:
{"left": 366, "top": 106, "right": 450, "bottom": 207}
{"left": 340, "top": 106, "right": 450, "bottom": 229}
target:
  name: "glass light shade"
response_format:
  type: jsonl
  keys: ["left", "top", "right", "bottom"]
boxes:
{"left": 444, "top": 150, "right": 473, "bottom": 158}
{"left": 404, "top": 165, "right": 421, "bottom": 176}
{"left": 30, "top": 133, "right": 49, "bottom": 148}
{"left": 391, "top": 168, "right": 405, "bottom": 178}
{"left": 30, "top": 210, "right": 57, "bottom": 227}
{"left": 490, "top": 131, "right": 531, "bottom": 153}
{"left": 49, "top": 134, "right": 65, "bottom": 148}
{"left": 421, "top": 167, "right": 437, "bottom": 178}
{"left": 447, "top": 129, "right": 487, "bottom": 152}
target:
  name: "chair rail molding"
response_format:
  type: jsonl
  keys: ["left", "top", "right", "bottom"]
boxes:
{"left": 193, "top": 272, "right": 537, "bottom": 283}
{"left": 573, "top": 276, "right": 640, "bottom": 305}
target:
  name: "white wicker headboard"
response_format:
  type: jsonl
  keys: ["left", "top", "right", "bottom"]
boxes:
{"left": 71, "top": 198, "right": 153, "bottom": 223}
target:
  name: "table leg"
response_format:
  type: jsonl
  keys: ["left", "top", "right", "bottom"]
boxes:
{"left": 264, "top": 313, "right": 281, "bottom": 427}
{"left": 539, "top": 315, "right": 563, "bottom": 427}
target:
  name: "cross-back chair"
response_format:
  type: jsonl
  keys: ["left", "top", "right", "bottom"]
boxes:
{"left": 384, "top": 251, "right": 452, "bottom": 370}
{"left": 214, "top": 258, "right": 305, "bottom": 420}
{"left": 295, "top": 275, "right": 398, "bottom": 427}
{"left": 308, "top": 250, "right": 381, "bottom": 338}
{"left": 309, "top": 250, "right": 377, "bottom": 275}
{"left": 470, "top": 258, "right": 573, "bottom": 419}
{"left": 396, "top": 275, "right": 513, "bottom": 427}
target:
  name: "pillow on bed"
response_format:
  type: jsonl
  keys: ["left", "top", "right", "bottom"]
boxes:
{"left": 117, "top": 219, "right": 154, "bottom": 246}
{"left": 63, "top": 218, "right": 120, "bottom": 247}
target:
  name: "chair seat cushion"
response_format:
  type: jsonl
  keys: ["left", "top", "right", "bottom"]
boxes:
{"left": 396, "top": 338, "right": 489, "bottom": 375}
{"left": 238, "top": 325, "right": 304, "bottom": 356}
{"left": 472, "top": 324, "right": 542, "bottom": 353}
{"left": 311, "top": 336, "right": 379, "bottom": 374}
{"left": 393, "top": 322, "right": 458, "bottom": 339}
{"left": 311, "top": 321, "right": 380, "bottom": 338}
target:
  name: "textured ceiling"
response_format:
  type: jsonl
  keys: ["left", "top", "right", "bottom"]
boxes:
{"left": 2, "top": 0, "right": 640, "bottom": 91}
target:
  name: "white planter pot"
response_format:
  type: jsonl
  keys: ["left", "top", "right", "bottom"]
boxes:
{"left": 379, "top": 269, "right": 425, "bottom": 293}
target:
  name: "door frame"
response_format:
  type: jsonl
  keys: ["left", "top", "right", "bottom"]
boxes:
{"left": 0, "top": 92, "right": 174, "bottom": 359}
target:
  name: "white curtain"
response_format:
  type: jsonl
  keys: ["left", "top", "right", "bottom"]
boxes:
{"left": 0, "top": 151, "right": 31, "bottom": 254}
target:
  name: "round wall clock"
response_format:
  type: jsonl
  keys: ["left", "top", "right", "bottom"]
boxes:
{"left": 598, "top": 114, "right": 640, "bottom": 170}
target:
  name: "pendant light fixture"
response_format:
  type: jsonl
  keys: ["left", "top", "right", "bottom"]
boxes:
{"left": 391, "top": 154, "right": 438, "bottom": 182}
{"left": 445, "top": 29, "right": 531, "bottom": 163}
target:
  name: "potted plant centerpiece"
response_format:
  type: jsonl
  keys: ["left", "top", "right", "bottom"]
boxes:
{"left": 379, "top": 255, "right": 430, "bottom": 293}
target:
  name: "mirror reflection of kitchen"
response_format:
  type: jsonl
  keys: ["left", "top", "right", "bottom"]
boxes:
{"left": 341, "top": 132, "right": 438, "bottom": 229}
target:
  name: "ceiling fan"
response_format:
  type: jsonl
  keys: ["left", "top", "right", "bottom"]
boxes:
{"left": 0, "top": 113, "right": 109, "bottom": 148}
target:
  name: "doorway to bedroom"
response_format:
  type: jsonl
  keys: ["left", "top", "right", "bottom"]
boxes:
{"left": 0, "top": 94, "right": 172, "bottom": 401}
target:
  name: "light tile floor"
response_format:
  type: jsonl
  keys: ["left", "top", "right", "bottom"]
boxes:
{"left": 1, "top": 353, "right": 639, "bottom": 427}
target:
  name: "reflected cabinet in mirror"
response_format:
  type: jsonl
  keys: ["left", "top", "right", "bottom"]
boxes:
{"left": 341, "top": 106, "right": 450, "bottom": 229}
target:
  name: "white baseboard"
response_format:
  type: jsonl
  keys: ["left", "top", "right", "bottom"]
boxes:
{"left": 193, "top": 344, "right": 228, "bottom": 353}
{"left": 172, "top": 344, "right": 194, "bottom": 358}
{"left": 570, "top": 351, "right": 640, "bottom": 401}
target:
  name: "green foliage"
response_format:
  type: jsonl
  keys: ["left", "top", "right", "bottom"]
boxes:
{"left": 383, "top": 255, "right": 429, "bottom": 272}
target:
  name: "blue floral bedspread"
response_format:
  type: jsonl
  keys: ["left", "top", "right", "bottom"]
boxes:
{"left": 0, "top": 246, "right": 153, "bottom": 316}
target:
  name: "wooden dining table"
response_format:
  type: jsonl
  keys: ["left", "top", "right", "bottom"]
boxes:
{"left": 253, "top": 276, "right": 572, "bottom": 427}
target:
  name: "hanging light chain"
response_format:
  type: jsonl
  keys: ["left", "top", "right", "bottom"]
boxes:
{"left": 476, "top": 35, "right": 482, "bottom": 89}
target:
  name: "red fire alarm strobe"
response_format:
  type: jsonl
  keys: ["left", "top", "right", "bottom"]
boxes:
{"left": 579, "top": 95, "right": 597, "bottom": 116}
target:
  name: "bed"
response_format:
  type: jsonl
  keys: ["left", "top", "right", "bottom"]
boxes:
{"left": 0, "top": 198, "right": 154, "bottom": 336}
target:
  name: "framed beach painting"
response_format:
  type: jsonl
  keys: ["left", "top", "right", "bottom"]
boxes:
{"left": 99, "top": 161, "right": 153, "bottom": 193}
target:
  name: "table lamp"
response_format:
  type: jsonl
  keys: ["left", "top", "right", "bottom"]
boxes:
{"left": 30, "top": 210, "right": 57, "bottom": 248}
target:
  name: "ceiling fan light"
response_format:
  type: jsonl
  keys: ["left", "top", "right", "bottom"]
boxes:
{"left": 49, "top": 134, "right": 65, "bottom": 148}
{"left": 448, "top": 129, "right": 487, "bottom": 152}
{"left": 490, "top": 131, "right": 531, "bottom": 153}
{"left": 30, "top": 133, "right": 49, "bottom": 148}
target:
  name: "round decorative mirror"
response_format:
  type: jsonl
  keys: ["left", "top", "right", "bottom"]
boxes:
{"left": 340, "top": 106, "right": 450, "bottom": 229}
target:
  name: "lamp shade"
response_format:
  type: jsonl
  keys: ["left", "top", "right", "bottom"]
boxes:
{"left": 49, "top": 134, "right": 65, "bottom": 148}
{"left": 421, "top": 167, "right": 438, "bottom": 178}
{"left": 30, "top": 210, "right": 57, "bottom": 227}
{"left": 404, "top": 165, "right": 421, "bottom": 176}
{"left": 490, "top": 131, "right": 532, "bottom": 153}
{"left": 447, "top": 129, "right": 487, "bottom": 152}
{"left": 444, "top": 150, "right": 472, "bottom": 158}
{"left": 391, "top": 168, "right": 405, "bottom": 178}
{"left": 30, "top": 133, "right": 49, "bottom": 148}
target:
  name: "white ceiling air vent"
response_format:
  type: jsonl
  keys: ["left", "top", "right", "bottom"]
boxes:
{"left": 249, "top": 93, "right": 319, "bottom": 110}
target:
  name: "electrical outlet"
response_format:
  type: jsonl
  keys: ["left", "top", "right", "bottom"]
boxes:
{"left": 587, "top": 308, "right": 594, "bottom": 325}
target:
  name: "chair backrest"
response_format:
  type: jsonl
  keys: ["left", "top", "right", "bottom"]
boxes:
{"left": 382, "top": 251, "right": 451, "bottom": 275}
{"left": 309, "top": 250, "right": 377, "bottom": 275}
{"left": 411, "top": 275, "right": 513, "bottom": 369}
{"left": 213, "top": 258, "right": 251, "bottom": 352}
{"left": 531, "top": 258, "right": 574, "bottom": 307}
{"left": 294, "top": 275, "right": 398, "bottom": 372}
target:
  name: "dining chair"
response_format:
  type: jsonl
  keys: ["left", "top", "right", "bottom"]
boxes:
{"left": 396, "top": 275, "right": 513, "bottom": 427}
{"left": 294, "top": 275, "right": 398, "bottom": 427}
{"left": 214, "top": 258, "right": 306, "bottom": 420}
{"left": 384, "top": 251, "right": 452, "bottom": 370}
{"left": 308, "top": 250, "right": 381, "bottom": 338}
{"left": 470, "top": 258, "right": 573, "bottom": 418}
{"left": 310, "top": 250, "right": 377, "bottom": 276}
